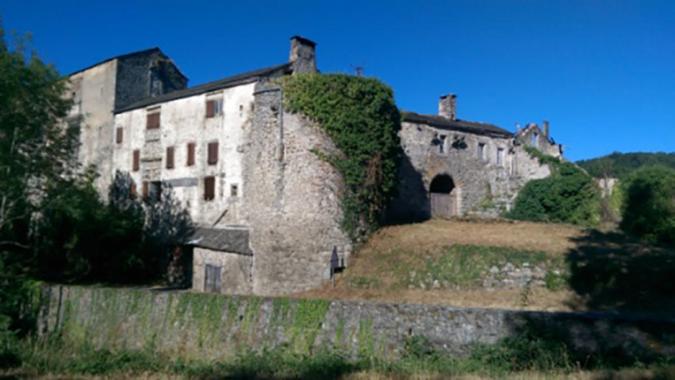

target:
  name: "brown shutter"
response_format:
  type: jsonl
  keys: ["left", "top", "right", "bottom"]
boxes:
{"left": 142, "top": 181, "right": 149, "bottom": 198}
{"left": 130, "top": 182, "right": 137, "bottom": 197}
{"left": 132, "top": 150, "right": 140, "bottom": 171}
{"left": 116, "top": 127, "right": 123, "bottom": 144}
{"left": 146, "top": 112, "right": 160, "bottom": 129}
{"left": 166, "top": 146, "right": 175, "bottom": 169}
{"left": 207, "top": 142, "right": 218, "bottom": 165}
{"left": 204, "top": 176, "right": 215, "bottom": 201}
{"left": 206, "top": 100, "right": 215, "bottom": 118}
{"left": 187, "top": 142, "right": 195, "bottom": 166}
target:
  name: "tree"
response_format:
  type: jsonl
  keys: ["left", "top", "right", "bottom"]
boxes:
{"left": 620, "top": 166, "right": 675, "bottom": 244}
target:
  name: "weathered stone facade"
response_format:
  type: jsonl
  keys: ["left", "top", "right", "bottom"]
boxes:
{"left": 69, "top": 37, "right": 563, "bottom": 296}
{"left": 388, "top": 97, "right": 563, "bottom": 222}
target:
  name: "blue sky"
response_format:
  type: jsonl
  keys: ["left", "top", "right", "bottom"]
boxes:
{"left": 2, "top": 0, "right": 673, "bottom": 161}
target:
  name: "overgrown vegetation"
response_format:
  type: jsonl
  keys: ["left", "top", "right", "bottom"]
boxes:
{"left": 619, "top": 165, "right": 675, "bottom": 244}
{"left": 281, "top": 73, "right": 401, "bottom": 240}
{"left": 577, "top": 151, "right": 675, "bottom": 179}
{"left": 507, "top": 148, "right": 601, "bottom": 226}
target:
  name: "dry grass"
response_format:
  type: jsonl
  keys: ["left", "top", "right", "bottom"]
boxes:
{"left": 295, "top": 218, "right": 675, "bottom": 314}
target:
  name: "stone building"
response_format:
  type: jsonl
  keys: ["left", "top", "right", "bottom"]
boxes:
{"left": 68, "top": 36, "right": 562, "bottom": 296}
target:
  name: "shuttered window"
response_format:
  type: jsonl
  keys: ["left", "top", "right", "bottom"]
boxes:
{"left": 132, "top": 150, "right": 140, "bottom": 171}
{"left": 116, "top": 127, "right": 123, "bottom": 144}
{"left": 207, "top": 142, "right": 218, "bottom": 165}
{"left": 204, "top": 176, "right": 215, "bottom": 201}
{"left": 142, "top": 181, "right": 149, "bottom": 198}
{"left": 146, "top": 112, "right": 160, "bottom": 129}
{"left": 166, "top": 146, "right": 175, "bottom": 169}
{"left": 204, "top": 264, "right": 222, "bottom": 292}
{"left": 186, "top": 142, "right": 195, "bottom": 166}
{"left": 205, "top": 99, "right": 223, "bottom": 118}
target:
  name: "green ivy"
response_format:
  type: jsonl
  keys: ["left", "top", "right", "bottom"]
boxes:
{"left": 280, "top": 74, "right": 401, "bottom": 240}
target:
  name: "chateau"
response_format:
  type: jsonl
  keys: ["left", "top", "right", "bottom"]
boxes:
{"left": 67, "top": 36, "right": 562, "bottom": 296}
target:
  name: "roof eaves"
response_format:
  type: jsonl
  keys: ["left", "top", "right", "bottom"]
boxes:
{"left": 67, "top": 47, "right": 161, "bottom": 77}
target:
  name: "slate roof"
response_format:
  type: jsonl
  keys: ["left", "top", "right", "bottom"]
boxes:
{"left": 186, "top": 227, "right": 253, "bottom": 256}
{"left": 68, "top": 47, "right": 188, "bottom": 81}
{"left": 115, "top": 62, "right": 293, "bottom": 113}
{"left": 402, "top": 112, "right": 513, "bottom": 138}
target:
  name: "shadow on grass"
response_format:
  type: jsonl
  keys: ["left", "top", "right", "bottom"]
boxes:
{"left": 564, "top": 230, "right": 675, "bottom": 314}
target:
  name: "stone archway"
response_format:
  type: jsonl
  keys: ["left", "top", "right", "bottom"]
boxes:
{"left": 429, "top": 174, "right": 459, "bottom": 218}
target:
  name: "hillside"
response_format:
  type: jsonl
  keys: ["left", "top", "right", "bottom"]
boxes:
{"left": 295, "top": 219, "right": 675, "bottom": 315}
{"left": 576, "top": 151, "right": 675, "bottom": 178}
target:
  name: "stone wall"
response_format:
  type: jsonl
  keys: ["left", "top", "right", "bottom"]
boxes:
{"left": 241, "top": 81, "right": 351, "bottom": 296}
{"left": 38, "top": 285, "right": 675, "bottom": 362}
{"left": 389, "top": 121, "right": 552, "bottom": 222}
{"left": 192, "top": 248, "right": 252, "bottom": 295}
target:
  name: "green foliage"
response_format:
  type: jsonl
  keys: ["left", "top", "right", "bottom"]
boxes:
{"left": 577, "top": 151, "right": 675, "bottom": 179}
{"left": 281, "top": 73, "right": 401, "bottom": 239}
{"left": 508, "top": 154, "right": 601, "bottom": 226}
{"left": 620, "top": 166, "right": 675, "bottom": 244}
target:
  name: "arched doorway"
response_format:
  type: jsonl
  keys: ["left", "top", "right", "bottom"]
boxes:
{"left": 429, "top": 174, "right": 459, "bottom": 218}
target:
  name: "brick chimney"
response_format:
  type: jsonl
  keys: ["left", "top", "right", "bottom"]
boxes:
{"left": 438, "top": 94, "right": 457, "bottom": 120}
{"left": 289, "top": 36, "right": 317, "bottom": 74}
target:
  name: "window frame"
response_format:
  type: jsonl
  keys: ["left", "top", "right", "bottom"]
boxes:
{"left": 204, "top": 176, "right": 216, "bottom": 201}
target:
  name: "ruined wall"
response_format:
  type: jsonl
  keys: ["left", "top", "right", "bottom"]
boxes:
{"left": 112, "top": 82, "right": 256, "bottom": 226}
{"left": 67, "top": 60, "right": 118, "bottom": 195}
{"left": 242, "top": 81, "right": 351, "bottom": 296}
{"left": 389, "top": 121, "right": 553, "bottom": 221}
{"left": 38, "top": 285, "right": 675, "bottom": 362}
{"left": 192, "top": 248, "right": 252, "bottom": 295}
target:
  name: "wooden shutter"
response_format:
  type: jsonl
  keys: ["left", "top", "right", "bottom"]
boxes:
{"left": 132, "top": 150, "right": 140, "bottom": 171}
{"left": 187, "top": 143, "right": 195, "bottom": 166}
{"left": 207, "top": 142, "right": 218, "bottom": 165}
{"left": 204, "top": 176, "right": 215, "bottom": 201}
{"left": 142, "top": 181, "right": 149, "bottom": 198}
{"left": 205, "top": 100, "right": 215, "bottom": 118}
{"left": 166, "top": 146, "right": 175, "bottom": 169}
{"left": 116, "top": 127, "right": 123, "bottom": 144}
{"left": 130, "top": 182, "right": 137, "bottom": 197}
{"left": 146, "top": 112, "right": 160, "bottom": 129}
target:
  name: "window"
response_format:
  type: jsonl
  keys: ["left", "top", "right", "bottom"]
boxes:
{"left": 130, "top": 181, "right": 137, "bottom": 197}
{"left": 166, "top": 146, "right": 175, "bottom": 169}
{"left": 477, "top": 143, "right": 486, "bottom": 161}
{"left": 531, "top": 132, "right": 539, "bottom": 147}
{"left": 205, "top": 98, "right": 223, "bottom": 118}
{"left": 230, "top": 184, "right": 238, "bottom": 197}
{"left": 207, "top": 142, "right": 218, "bottom": 165}
{"left": 439, "top": 135, "right": 447, "bottom": 154}
{"left": 146, "top": 111, "right": 160, "bottom": 129}
{"left": 204, "top": 264, "right": 222, "bottom": 292}
{"left": 204, "top": 176, "right": 215, "bottom": 201}
{"left": 116, "top": 127, "right": 123, "bottom": 144}
{"left": 132, "top": 150, "right": 140, "bottom": 171}
{"left": 142, "top": 181, "right": 148, "bottom": 198}
{"left": 186, "top": 142, "right": 195, "bottom": 166}
{"left": 497, "top": 147, "right": 505, "bottom": 166}
{"left": 145, "top": 181, "right": 161, "bottom": 202}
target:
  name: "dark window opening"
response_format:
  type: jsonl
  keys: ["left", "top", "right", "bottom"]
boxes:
{"left": 204, "top": 176, "right": 215, "bottom": 201}
{"left": 132, "top": 150, "right": 140, "bottom": 172}
{"left": 230, "top": 184, "right": 238, "bottom": 197}
{"left": 430, "top": 174, "right": 455, "bottom": 194}
{"left": 147, "top": 181, "right": 162, "bottom": 202}
{"left": 439, "top": 135, "right": 446, "bottom": 154}
{"left": 116, "top": 127, "right": 123, "bottom": 144}
{"left": 207, "top": 142, "right": 218, "bottom": 165}
{"left": 187, "top": 142, "right": 195, "bottom": 166}
{"left": 146, "top": 112, "right": 160, "bottom": 129}
{"left": 166, "top": 146, "right": 175, "bottom": 169}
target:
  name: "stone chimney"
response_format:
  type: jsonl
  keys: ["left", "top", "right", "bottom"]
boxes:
{"left": 289, "top": 36, "right": 317, "bottom": 74}
{"left": 438, "top": 94, "right": 457, "bottom": 120}
{"left": 542, "top": 120, "right": 550, "bottom": 138}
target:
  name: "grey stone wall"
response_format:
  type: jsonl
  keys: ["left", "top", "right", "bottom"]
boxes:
{"left": 192, "top": 248, "right": 252, "bottom": 295}
{"left": 38, "top": 285, "right": 675, "bottom": 362}
{"left": 389, "top": 121, "right": 554, "bottom": 222}
{"left": 241, "top": 81, "right": 351, "bottom": 296}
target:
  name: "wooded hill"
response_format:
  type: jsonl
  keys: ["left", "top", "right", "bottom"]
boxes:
{"left": 576, "top": 152, "right": 675, "bottom": 178}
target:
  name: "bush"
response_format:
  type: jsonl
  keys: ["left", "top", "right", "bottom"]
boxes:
{"left": 281, "top": 74, "right": 401, "bottom": 240}
{"left": 508, "top": 158, "right": 601, "bottom": 226}
{"left": 620, "top": 166, "right": 675, "bottom": 244}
